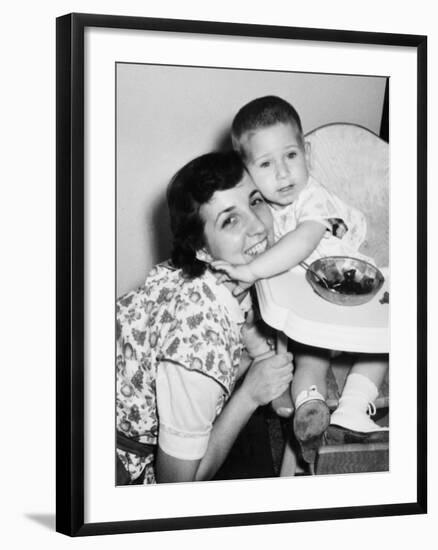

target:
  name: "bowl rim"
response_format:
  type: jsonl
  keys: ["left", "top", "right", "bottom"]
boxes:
{"left": 308, "top": 255, "right": 383, "bottom": 273}
{"left": 306, "top": 255, "right": 385, "bottom": 297}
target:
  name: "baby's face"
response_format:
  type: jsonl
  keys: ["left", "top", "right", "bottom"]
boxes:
{"left": 241, "top": 122, "right": 310, "bottom": 209}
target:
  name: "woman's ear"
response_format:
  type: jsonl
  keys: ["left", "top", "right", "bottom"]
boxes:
{"left": 195, "top": 248, "right": 213, "bottom": 264}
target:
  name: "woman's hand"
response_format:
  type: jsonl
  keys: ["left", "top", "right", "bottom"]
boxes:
{"left": 241, "top": 308, "right": 272, "bottom": 358}
{"left": 242, "top": 352, "right": 294, "bottom": 408}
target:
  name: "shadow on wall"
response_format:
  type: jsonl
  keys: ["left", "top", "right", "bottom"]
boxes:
{"left": 217, "top": 130, "right": 233, "bottom": 152}
{"left": 148, "top": 129, "right": 233, "bottom": 268}
{"left": 150, "top": 194, "right": 172, "bottom": 265}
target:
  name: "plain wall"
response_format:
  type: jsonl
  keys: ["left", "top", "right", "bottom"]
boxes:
{"left": 117, "top": 64, "right": 386, "bottom": 296}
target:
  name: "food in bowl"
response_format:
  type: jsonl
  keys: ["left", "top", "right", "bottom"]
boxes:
{"left": 305, "top": 256, "right": 385, "bottom": 306}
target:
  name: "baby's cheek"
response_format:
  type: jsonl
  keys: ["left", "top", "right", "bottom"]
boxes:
{"left": 251, "top": 172, "right": 266, "bottom": 188}
{"left": 246, "top": 165, "right": 260, "bottom": 181}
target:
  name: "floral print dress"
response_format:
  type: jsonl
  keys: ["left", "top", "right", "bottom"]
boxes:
{"left": 116, "top": 263, "right": 244, "bottom": 484}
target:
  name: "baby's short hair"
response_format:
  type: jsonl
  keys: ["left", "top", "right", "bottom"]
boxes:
{"left": 231, "top": 95, "right": 303, "bottom": 157}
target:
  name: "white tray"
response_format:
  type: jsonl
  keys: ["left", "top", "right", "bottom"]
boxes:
{"left": 256, "top": 266, "right": 389, "bottom": 353}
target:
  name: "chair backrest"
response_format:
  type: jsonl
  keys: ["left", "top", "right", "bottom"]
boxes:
{"left": 305, "top": 124, "right": 389, "bottom": 267}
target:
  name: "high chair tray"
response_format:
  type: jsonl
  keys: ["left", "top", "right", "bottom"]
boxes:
{"left": 256, "top": 266, "right": 389, "bottom": 353}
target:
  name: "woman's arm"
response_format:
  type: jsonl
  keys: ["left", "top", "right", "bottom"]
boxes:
{"left": 211, "top": 220, "right": 326, "bottom": 284}
{"left": 195, "top": 354, "right": 291, "bottom": 481}
{"left": 155, "top": 382, "right": 256, "bottom": 483}
{"left": 155, "top": 352, "right": 293, "bottom": 483}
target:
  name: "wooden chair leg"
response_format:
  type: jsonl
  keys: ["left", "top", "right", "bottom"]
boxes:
{"left": 276, "top": 331, "right": 288, "bottom": 354}
{"left": 279, "top": 439, "right": 299, "bottom": 477}
{"left": 274, "top": 331, "right": 300, "bottom": 476}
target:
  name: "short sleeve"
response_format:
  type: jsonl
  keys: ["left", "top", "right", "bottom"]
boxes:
{"left": 156, "top": 361, "right": 224, "bottom": 460}
{"left": 158, "top": 278, "right": 242, "bottom": 393}
{"left": 295, "top": 181, "right": 342, "bottom": 230}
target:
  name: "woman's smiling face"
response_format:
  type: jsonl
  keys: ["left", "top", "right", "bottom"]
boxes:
{"left": 200, "top": 172, "right": 274, "bottom": 265}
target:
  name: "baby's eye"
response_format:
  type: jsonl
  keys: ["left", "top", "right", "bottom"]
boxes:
{"left": 286, "top": 151, "right": 297, "bottom": 159}
{"left": 259, "top": 161, "right": 271, "bottom": 169}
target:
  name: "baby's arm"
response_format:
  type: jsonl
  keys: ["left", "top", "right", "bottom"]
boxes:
{"left": 212, "top": 220, "right": 326, "bottom": 283}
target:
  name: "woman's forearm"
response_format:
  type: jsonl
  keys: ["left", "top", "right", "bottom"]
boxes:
{"left": 195, "top": 349, "right": 284, "bottom": 480}
{"left": 155, "top": 384, "right": 257, "bottom": 483}
{"left": 155, "top": 352, "right": 292, "bottom": 483}
{"left": 194, "top": 385, "right": 258, "bottom": 480}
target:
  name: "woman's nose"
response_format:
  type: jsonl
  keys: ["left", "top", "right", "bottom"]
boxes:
{"left": 247, "top": 211, "right": 266, "bottom": 235}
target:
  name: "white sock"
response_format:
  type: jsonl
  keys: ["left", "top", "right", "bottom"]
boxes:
{"left": 330, "top": 373, "right": 388, "bottom": 432}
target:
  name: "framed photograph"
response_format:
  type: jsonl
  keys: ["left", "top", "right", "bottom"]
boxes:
{"left": 56, "top": 12, "right": 427, "bottom": 536}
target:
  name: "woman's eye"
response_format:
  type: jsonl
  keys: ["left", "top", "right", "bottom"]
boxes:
{"left": 287, "top": 151, "right": 297, "bottom": 159}
{"left": 222, "top": 216, "right": 237, "bottom": 228}
{"left": 251, "top": 196, "right": 264, "bottom": 207}
{"left": 259, "top": 161, "right": 270, "bottom": 168}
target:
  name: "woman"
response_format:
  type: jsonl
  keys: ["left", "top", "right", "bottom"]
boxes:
{"left": 116, "top": 151, "right": 293, "bottom": 484}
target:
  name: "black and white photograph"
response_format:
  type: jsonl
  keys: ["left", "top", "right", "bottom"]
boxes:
{"left": 54, "top": 11, "right": 427, "bottom": 538}
{"left": 3, "top": 0, "right": 435, "bottom": 547}
{"left": 115, "top": 64, "right": 390, "bottom": 485}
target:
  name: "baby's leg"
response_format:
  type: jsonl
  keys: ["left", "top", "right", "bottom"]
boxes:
{"left": 350, "top": 354, "right": 388, "bottom": 388}
{"left": 271, "top": 341, "right": 330, "bottom": 417}
{"left": 271, "top": 388, "right": 294, "bottom": 418}
{"left": 329, "top": 354, "right": 389, "bottom": 439}
{"left": 291, "top": 344, "right": 331, "bottom": 462}
{"left": 291, "top": 344, "right": 330, "bottom": 403}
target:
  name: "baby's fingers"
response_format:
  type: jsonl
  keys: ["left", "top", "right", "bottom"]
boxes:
{"left": 232, "top": 286, "right": 246, "bottom": 297}
{"left": 215, "top": 273, "right": 230, "bottom": 285}
{"left": 244, "top": 308, "right": 255, "bottom": 326}
{"left": 210, "top": 260, "right": 231, "bottom": 272}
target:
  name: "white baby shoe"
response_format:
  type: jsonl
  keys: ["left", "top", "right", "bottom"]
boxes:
{"left": 330, "top": 400, "right": 389, "bottom": 433}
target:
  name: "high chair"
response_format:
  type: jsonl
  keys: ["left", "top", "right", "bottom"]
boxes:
{"left": 271, "top": 123, "right": 389, "bottom": 476}
{"left": 307, "top": 122, "right": 388, "bottom": 267}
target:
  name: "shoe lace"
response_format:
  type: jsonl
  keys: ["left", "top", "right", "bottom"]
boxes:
{"left": 367, "top": 402, "right": 377, "bottom": 417}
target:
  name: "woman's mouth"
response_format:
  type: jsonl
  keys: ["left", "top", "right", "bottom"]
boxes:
{"left": 245, "top": 238, "right": 268, "bottom": 257}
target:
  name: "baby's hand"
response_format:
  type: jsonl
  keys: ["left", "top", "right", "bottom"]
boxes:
{"left": 211, "top": 261, "right": 257, "bottom": 284}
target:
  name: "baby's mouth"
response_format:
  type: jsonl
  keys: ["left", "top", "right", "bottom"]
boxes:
{"left": 245, "top": 237, "right": 268, "bottom": 257}
{"left": 279, "top": 184, "right": 295, "bottom": 193}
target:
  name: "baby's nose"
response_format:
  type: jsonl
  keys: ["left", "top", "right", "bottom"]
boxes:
{"left": 276, "top": 160, "right": 289, "bottom": 177}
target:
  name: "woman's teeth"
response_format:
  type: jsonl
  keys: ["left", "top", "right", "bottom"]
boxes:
{"left": 246, "top": 239, "right": 267, "bottom": 256}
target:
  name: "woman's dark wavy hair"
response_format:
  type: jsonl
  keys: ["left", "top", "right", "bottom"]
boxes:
{"left": 167, "top": 151, "right": 246, "bottom": 279}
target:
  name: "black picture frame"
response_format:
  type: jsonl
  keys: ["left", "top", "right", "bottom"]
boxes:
{"left": 56, "top": 12, "right": 427, "bottom": 537}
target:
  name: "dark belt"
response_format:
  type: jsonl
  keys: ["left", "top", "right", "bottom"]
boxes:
{"left": 117, "top": 431, "right": 156, "bottom": 457}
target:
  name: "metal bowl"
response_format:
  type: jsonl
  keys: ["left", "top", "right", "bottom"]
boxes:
{"left": 305, "top": 256, "right": 385, "bottom": 306}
